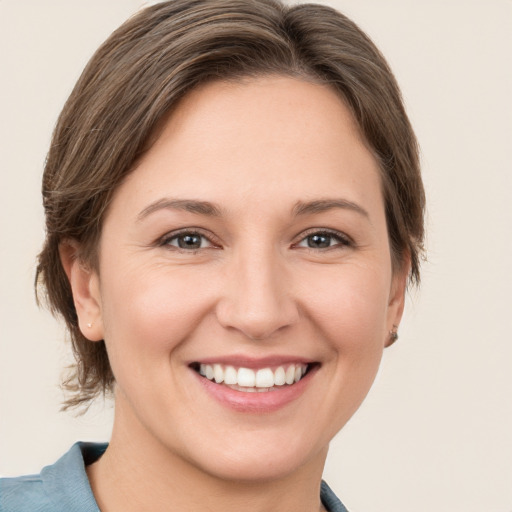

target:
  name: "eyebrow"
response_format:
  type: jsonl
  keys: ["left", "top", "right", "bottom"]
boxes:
{"left": 137, "top": 197, "right": 369, "bottom": 222}
{"left": 292, "top": 199, "right": 369, "bottom": 218}
{"left": 137, "top": 198, "right": 222, "bottom": 221}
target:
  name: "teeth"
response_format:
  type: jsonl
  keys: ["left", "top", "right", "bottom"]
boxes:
{"left": 256, "top": 368, "right": 274, "bottom": 388}
{"left": 196, "top": 363, "right": 309, "bottom": 390}
{"left": 237, "top": 368, "right": 256, "bottom": 387}
{"left": 224, "top": 366, "right": 237, "bottom": 385}
{"left": 274, "top": 366, "right": 286, "bottom": 386}
{"left": 285, "top": 365, "right": 295, "bottom": 385}
{"left": 213, "top": 364, "right": 224, "bottom": 384}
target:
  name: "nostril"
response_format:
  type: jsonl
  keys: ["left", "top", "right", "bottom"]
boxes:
{"left": 216, "top": 308, "right": 299, "bottom": 342}
{"left": 215, "top": 273, "right": 300, "bottom": 341}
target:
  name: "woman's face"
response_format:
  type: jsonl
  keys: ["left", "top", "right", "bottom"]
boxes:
{"left": 75, "top": 76, "right": 406, "bottom": 481}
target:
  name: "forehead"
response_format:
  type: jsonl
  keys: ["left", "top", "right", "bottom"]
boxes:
{"left": 111, "top": 75, "right": 382, "bottom": 219}
{"left": 164, "top": 76, "right": 368, "bottom": 164}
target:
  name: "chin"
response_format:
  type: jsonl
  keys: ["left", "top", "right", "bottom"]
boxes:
{"left": 175, "top": 427, "right": 329, "bottom": 483}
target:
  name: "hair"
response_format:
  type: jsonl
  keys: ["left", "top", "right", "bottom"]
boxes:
{"left": 36, "top": 0, "right": 425, "bottom": 409}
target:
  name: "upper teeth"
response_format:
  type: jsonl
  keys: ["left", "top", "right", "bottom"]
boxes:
{"left": 198, "top": 363, "right": 308, "bottom": 388}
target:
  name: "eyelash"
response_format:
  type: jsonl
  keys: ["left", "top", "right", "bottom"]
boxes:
{"left": 158, "top": 228, "right": 353, "bottom": 253}
{"left": 292, "top": 228, "right": 353, "bottom": 251}
{"left": 158, "top": 229, "right": 219, "bottom": 252}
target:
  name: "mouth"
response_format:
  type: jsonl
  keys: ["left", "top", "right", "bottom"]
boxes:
{"left": 190, "top": 362, "right": 317, "bottom": 393}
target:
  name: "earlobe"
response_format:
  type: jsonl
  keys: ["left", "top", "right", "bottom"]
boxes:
{"left": 59, "top": 240, "right": 104, "bottom": 342}
{"left": 385, "top": 264, "right": 409, "bottom": 348}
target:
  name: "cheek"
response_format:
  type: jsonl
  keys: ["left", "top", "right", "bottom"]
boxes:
{"left": 99, "top": 264, "right": 215, "bottom": 373}
{"left": 301, "top": 262, "right": 391, "bottom": 351}
{"left": 304, "top": 266, "right": 391, "bottom": 427}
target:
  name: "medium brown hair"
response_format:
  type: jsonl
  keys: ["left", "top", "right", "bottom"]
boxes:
{"left": 36, "top": 0, "right": 425, "bottom": 409}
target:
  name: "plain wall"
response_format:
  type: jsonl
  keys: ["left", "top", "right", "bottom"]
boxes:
{"left": 1, "top": 1, "right": 511, "bottom": 511}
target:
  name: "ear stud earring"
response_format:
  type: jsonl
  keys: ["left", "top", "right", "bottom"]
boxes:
{"left": 87, "top": 322, "right": 93, "bottom": 328}
{"left": 388, "top": 324, "right": 399, "bottom": 345}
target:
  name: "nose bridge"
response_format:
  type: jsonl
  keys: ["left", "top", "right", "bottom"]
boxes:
{"left": 217, "top": 241, "right": 299, "bottom": 340}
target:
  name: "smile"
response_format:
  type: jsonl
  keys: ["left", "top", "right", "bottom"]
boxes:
{"left": 191, "top": 363, "right": 311, "bottom": 392}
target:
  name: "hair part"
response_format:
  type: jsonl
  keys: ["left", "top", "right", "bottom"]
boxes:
{"left": 36, "top": 0, "right": 425, "bottom": 410}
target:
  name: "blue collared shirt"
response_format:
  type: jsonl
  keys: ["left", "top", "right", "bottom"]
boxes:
{"left": 1, "top": 443, "right": 348, "bottom": 511}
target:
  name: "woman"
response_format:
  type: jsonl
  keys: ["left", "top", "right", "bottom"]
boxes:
{"left": 1, "top": 0, "right": 424, "bottom": 510}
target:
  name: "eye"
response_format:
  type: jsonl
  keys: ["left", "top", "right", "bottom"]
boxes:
{"left": 160, "top": 231, "right": 215, "bottom": 251}
{"left": 295, "top": 230, "right": 351, "bottom": 250}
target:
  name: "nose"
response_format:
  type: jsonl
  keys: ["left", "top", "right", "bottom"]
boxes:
{"left": 215, "top": 248, "right": 300, "bottom": 341}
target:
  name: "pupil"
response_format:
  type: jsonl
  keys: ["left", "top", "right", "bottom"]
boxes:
{"left": 178, "top": 234, "right": 201, "bottom": 249}
{"left": 308, "top": 234, "right": 330, "bottom": 248}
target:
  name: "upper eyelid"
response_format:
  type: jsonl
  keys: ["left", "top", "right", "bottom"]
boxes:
{"left": 156, "top": 227, "right": 352, "bottom": 247}
{"left": 158, "top": 228, "right": 220, "bottom": 247}
{"left": 294, "top": 227, "right": 353, "bottom": 244}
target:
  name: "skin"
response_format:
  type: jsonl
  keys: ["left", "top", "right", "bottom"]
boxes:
{"left": 61, "top": 76, "right": 407, "bottom": 512}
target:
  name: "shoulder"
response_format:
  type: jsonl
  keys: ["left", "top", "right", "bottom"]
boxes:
{"left": 0, "top": 443, "right": 107, "bottom": 512}
{"left": 0, "top": 473, "right": 49, "bottom": 512}
{"left": 321, "top": 480, "right": 350, "bottom": 512}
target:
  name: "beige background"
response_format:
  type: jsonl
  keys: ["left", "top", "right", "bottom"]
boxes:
{"left": 1, "top": 1, "right": 511, "bottom": 511}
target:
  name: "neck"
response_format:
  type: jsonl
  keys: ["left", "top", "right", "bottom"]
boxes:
{"left": 87, "top": 403, "right": 328, "bottom": 512}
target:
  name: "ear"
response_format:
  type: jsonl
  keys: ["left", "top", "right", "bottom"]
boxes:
{"left": 384, "top": 261, "right": 409, "bottom": 348}
{"left": 59, "top": 240, "right": 104, "bottom": 342}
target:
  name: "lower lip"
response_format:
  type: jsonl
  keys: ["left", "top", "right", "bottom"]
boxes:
{"left": 193, "top": 367, "right": 317, "bottom": 413}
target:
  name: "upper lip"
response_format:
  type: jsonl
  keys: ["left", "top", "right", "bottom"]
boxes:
{"left": 188, "top": 355, "right": 316, "bottom": 369}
